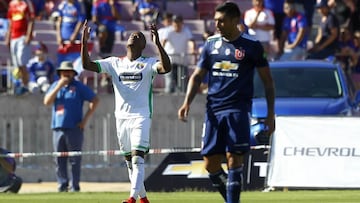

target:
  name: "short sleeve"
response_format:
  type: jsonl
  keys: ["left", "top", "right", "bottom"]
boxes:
{"left": 95, "top": 57, "right": 116, "bottom": 74}
{"left": 254, "top": 41, "right": 269, "bottom": 68}
{"left": 197, "top": 41, "right": 210, "bottom": 71}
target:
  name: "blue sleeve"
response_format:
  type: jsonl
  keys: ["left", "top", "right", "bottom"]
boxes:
{"left": 46, "top": 81, "right": 58, "bottom": 94}
{"left": 298, "top": 14, "right": 308, "bottom": 29}
{"left": 79, "top": 82, "right": 96, "bottom": 102}
{"left": 197, "top": 41, "right": 210, "bottom": 71}
{"left": 91, "top": 4, "right": 98, "bottom": 17}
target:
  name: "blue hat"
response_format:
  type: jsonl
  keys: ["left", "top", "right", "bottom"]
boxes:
{"left": 315, "top": 0, "right": 328, "bottom": 8}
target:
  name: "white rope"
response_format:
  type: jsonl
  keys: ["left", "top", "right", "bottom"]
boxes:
{"left": 0, "top": 148, "right": 202, "bottom": 158}
{"left": 0, "top": 145, "right": 270, "bottom": 158}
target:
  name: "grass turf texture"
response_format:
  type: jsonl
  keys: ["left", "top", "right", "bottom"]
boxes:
{"left": 1, "top": 190, "right": 360, "bottom": 203}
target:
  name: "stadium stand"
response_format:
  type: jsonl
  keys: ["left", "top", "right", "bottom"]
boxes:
{"left": 0, "top": 0, "right": 262, "bottom": 94}
{"left": 166, "top": 0, "right": 197, "bottom": 19}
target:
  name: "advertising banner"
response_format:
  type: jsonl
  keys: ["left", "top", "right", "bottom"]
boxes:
{"left": 145, "top": 147, "right": 269, "bottom": 192}
{"left": 267, "top": 117, "right": 360, "bottom": 188}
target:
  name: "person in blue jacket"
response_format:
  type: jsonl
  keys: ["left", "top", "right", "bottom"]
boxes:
{"left": 43, "top": 61, "right": 99, "bottom": 192}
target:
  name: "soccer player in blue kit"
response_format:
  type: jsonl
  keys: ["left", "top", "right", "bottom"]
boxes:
{"left": 178, "top": 2, "right": 275, "bottom": 203}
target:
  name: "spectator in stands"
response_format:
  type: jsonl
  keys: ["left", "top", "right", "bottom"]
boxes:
{"left": 294, "top": 0, "right": 316, "bottom": 29}
{"left": 27, "top": 42, "right": 56, "bottom": 94}
{"left": 55, "top": 0, "right": 86, "bottom": 65}
{"left": 0, "top": 17, "right": 8, "bottom": 40}
{"left": 264, "top": 0, "right": 285, "bottom": 56}
{"left": 244, "top": 0, "right": 275, "bottom": 59}
{"left": 91, "top": 0, "right": 122, "bottom": 58}
{"left": 137, "top": 0, "right": 160, "bottom": 30}
{"left": 43, "top": 61, "right": 99, "bottom": 192}
{"left": 350, "top": 32, "right": 360, "bottom": 90}
{"left": 336, "top": 27, "right": 355, "bottom": 69}
{"left": 276, "top": 0, "right": 308, "bottom": 61}
{"left": 345, "top": 0, "right": 360, "bottom": 34}
{"left": 44, "top": 0, "right": 59, "bottom": 20}
{"left": 81, "top": 0, "right": 93, "bottom": 20}
{"left": 6, "top": 0, "right": 35, "bottom": 95}
{"left": 131, "top": 0, "right": 142, "bottom": 21}
{"left": 162, "top": 15, "right": 196, "bottom": 94}
{"left": 307, "top": 0, "right": 340, "bottom": 60}
{"left": 157, "top": 12, "right": 173, "bottom": 42}
{"left": 0, "top": 148, "right": 22, "bottom": 193}
{"left": 328, "top": 0, "right": 351, "bottom": 28}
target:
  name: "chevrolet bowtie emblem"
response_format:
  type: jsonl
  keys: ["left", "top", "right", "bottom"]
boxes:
{"left": 162, "top": 160, "right": 227, "bottom": 179}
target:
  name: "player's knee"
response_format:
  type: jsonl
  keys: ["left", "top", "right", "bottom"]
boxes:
{"left": 132, "top": 155, "right": 144, "bottom": 165}
{"left": 131, "top": 150, "right": 145, "bottom": 158}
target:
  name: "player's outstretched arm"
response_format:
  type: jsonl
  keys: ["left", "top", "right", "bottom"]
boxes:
{"left": 149, "top": 23, "right": 171, "bottom": 74}
{"left": 81, "top": 20, "right": 100, "bottom": 73}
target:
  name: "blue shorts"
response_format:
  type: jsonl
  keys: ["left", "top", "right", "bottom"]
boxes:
{"left": 201, "top": 111, "right": 251, "bottom": 156}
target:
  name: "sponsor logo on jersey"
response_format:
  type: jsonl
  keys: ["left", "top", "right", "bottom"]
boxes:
{"left": 212, "top": 61, "right": 239, "bottom": 78}
{"left": 213, "top": 61, "right": 238, "bottom": 71}
{"left": 119, "top": 72, "right": 143, "bottom": 81}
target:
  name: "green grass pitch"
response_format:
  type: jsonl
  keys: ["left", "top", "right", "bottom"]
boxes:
{"left": 1, "top": 190, "right": 360, "bottom": 203}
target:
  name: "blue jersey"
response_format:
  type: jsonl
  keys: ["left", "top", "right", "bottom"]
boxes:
{"left": 57, "top": 1, "right": 86, "bottom": 40}
{"left": 27, "top": 58, "right": 55, "bottom": 82}
{"left": 198, "top": 33, "right": 268, "bottom": 114}
{"left": 91, "top": 2, "right": 121, "bottom": 32}
{"left": 282, "top": 12, "right": 308, "bottom": 49}
{"left": 47, "top": 80, "right": 96, "bottom": 129}
{"left": 264, "top": 0, "right": 285, "bottom": 13}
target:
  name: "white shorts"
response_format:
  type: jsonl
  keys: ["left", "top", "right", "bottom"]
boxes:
{"left": 116, "top": 117, "right": 151, "bottom": 155}
{"left": 10, "top": 36, "right": 31, "bottom": 67}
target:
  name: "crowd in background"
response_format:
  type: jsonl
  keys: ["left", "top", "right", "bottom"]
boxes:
{"left": 1, "top": 0, "right": 360, "bottom": 96}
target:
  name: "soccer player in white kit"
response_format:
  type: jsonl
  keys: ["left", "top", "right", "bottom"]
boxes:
{"left": 81, "top": 20, "right": 171, "bottom": 203}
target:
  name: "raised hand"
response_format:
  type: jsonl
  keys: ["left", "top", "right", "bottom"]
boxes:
{"left": 81, "top": 20, "right": 91, "bottom": 43}
{"left": 57, "top": 77, "right": 71, "bottom": 87}
{"left": 149, "top": 23, "right": 161, "bottom": 46}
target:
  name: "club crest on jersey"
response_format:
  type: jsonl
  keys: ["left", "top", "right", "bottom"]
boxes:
{"left": 235, "top": 47, "right": 245, "bottom": 60}
{"left": 135, "top": 63, "right": 145, "bottom": 70}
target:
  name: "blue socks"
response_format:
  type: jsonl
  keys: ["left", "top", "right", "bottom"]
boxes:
{"left": 227, "top": 167, "right": 243, "bottom": 203}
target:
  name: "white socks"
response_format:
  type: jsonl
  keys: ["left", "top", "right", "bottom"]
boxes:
{"left": 126, "top": 156, "right": 147, "bottom": 198}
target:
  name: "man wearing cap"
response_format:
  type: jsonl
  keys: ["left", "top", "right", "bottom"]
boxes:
{"left": 307, "top": 0, "right": 340, "bottom": 60}
{"left": 43, "top": 61, "right": 99, "bottom": 192}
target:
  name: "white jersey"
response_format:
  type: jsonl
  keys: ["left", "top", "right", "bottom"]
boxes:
{"left": 96, "top": 56, "right": 159, "bottom": 119}
{"left": 244, "top": 8, "right": 275, "bottom": 42}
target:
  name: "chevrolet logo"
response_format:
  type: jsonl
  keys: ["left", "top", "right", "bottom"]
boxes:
{"left": 213, "top": 61, "right": 238, "bottom": 71}
{"left": 162, "top": 160, "right": 227, "bottom": 179}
